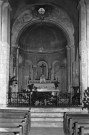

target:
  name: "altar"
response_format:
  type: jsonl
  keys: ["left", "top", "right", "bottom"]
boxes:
{"left": 34, "top": 83, "right": 55, "bottom": 91}
{"left": 30, "top": 82, "right": 60, "bottom": 106}
{"left": 25, "top": 61, "right": 61, "bottom": 106}
{"left": 31, "top": 90, "right": 59, "bottom": 106}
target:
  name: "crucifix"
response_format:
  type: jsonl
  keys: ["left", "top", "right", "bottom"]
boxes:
{"left": 40, "top": 63, "right": 46, "bottom": 75}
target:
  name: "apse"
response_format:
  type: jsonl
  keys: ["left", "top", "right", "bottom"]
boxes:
{"left": 18, "top": 22, "right": 67, "bottom": 92}
{"left": 19, "top": 22, "right": 67, "bottom": 53}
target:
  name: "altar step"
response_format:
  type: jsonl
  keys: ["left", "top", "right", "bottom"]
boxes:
{"left": 31, "top": 107, "right": 86, "bottom": 128}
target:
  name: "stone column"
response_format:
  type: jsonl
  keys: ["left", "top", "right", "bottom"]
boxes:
{"left": 33, "top": 65, "right": 37, "bottom": 80}
{"left": 66, "top": 46, "right": 71, "bottom": 93}
{"left": 48, "top": 64, "right": 51, "bottom": 80}
{"left": 49, "top": 67, "right": 51, "bottom": 80}
{"left": 9, "top": 54, "right": 13, "bottom": 77}
{"left": 0, "top": 1, "right": 2, "bottom": 41}
{"left": 51, "top": 66, "right": 54, "bottom": 81}
{"left": 16, "top": 47, "right": 19, "bottom": 80}
{"left": 72, "top": 50, "right": 79, "bottom": 87}
{"left": 31, "top": 66, "right": 33, "bottom": 81}
{"left": 85, "top": 0, "right": 89, "bottom": 88}
{"left": 0, "top": 1, "right": 11, "bottom": 107}
{"left": 71, "top": 47, "right": 75, "bottom": 86}
{"left": 16, "top": 46, "right": 19, "bottom": 91}
{"left": 11, "top": 46, "right": 17, "bottom": 77}
{"left": 75, "top": 49, "right": 79, "bottom": 86}
{"left": 79, "top": 0, "right": 87, "bottom": 100}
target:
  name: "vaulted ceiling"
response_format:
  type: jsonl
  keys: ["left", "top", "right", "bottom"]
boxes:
{"left": 9, "top": 0, "right": 79, "bottom": 26}
{"left": 19, "top": 23, "right": 67, "bottom": 53}
{"left": 9, "top": 0, "right": 80, "bottom": 55}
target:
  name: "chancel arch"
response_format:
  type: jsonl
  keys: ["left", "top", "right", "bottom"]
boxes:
{"left": 52, "top": 60, "right": 60, "bottom": 81}
{"left": 0, "top": 0, "right": 87, "bottom": 109}
{"left": 8, "top": 2, "right": 78, "bottom": 108}
{"left": 11, "top": 5, "right": 74, "bottom": 51}
{"left": 11, "top": 4, "right": 75, "bottom": 92}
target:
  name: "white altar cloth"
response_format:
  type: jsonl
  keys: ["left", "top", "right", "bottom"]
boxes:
{"left": 37, "top": 88, "right": 59, "bottom": 92}
{"left": 34, "top": 83, "right": 55, "bottom": 90}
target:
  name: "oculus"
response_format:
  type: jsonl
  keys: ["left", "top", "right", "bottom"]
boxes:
{"left": 38, "top": 7, "right": 45, "bottom": 15}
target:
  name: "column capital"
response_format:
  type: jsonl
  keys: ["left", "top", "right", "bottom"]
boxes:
{"left": 12, "top": 44, "right": 19, "bottom": 48}
{"left": 66, "top": 46, "right": 71, "bottom": 50}
{"left": 0, "top": 0, "right": 3, "bottom": 6}
{"left": 2, "top": 1, "right": 11, "bottom": 11}
{"left": 3, "top": 1, "right": 9, "bottom": 7}
{"left": 77, "top": 0, "right": 86, "bottom": 11}
{"left": 79, "top": 0, "right": 85, "bottom": 6}
{"left": 33, "top": 65, "right": 37, "bottom": 68}
{"left": 78, "top": 0, "right": 86, "bottom": 9}
{"left": 85, "top": 0, "right": 89, "bottom": 4}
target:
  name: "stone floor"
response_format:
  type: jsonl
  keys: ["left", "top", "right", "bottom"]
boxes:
{"left": 30, "top": 127, "right": 65, "bottom": 135}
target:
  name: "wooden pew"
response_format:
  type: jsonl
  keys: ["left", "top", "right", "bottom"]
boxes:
{"left": 68, "top": 117, "right": 89, "bottom": 135}
{"left": 63, "top": 112, "right": 85, "bottom": 133}
{"left": 63, "top": 112, "right": 89, "bottom": 135}
{"left": 0, "top": 113, "right": 29, "bottom": 134}
{"left": 0, "top": 109, "right": 30, "bottom": 121}
{"left": 0, "top": 109, "right": 30, "bottom": 120}
{"left": 0, "top": 133, "right": 16, "bottom": 135}
{"left": 0, "top": 126, "right": 23, "bottom": 135}
{"left": 0, "top": 109, "right": 31, "bottom": 131}
{"left": 63, "top": 112, "right": 88, "bottom": 131}
{"left": 0, "top": 119, "right": 27, "bottom": 135}
{"left": 0, "top": 109, "right": 30, "bottom": 135}
{"left": 73, "top": 122, "right": 89, "bottom": 135}
{"left": 78, "top": 126, "right": 89, "bottom": 135}
{"left": 0, "top": 117, "right": 29, "bottom": 135}
{"left": 64, "top": 112, "right": 89, "bottom": 133}
{"left": 0, "top": 109, "right": 30, "bottom": 114}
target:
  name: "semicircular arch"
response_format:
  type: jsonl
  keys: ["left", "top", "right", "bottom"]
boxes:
{"left": 11, "top": 5, "right": 75, "bottom": 62}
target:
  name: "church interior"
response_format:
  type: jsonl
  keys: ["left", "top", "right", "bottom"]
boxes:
{"left": 8, "top": 0, "right": 80, "bottom": 107}
{"left": 0, "top": 0, "right": 89, "bottom": 135}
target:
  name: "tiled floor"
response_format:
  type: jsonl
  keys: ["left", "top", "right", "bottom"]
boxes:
{"left": 30, "top": 127, "right": 65, "bottom": 135}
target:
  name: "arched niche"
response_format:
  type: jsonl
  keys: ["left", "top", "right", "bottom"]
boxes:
{"left": 52, "top": 59, "right": 67, "bottom": 91}
{"left": 11, "top": 5, "right": 74, "bottom": 56}
{"left": 37, "top": 61, "right": 48, "bottom": 80}
{"left": 22, "top": 60, "right": 33, "bottom": 89}
{"left": 52, "top": 60, "right": 60, "bottom": 81}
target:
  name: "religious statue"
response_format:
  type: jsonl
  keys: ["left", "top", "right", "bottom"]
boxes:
{"left": 40, "top": 74, "right": 46, "bottom": 83}
{"left": 9, "top": 76, "right": 18, "bottom": 92}
{"left": 27, "top": 84, "right": 34, "bottom": 92}
{"left": 54, "top": 80, "right": 60, "bottom": 89}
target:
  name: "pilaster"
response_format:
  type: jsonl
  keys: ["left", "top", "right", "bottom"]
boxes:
{"left": 85, "top": 0, "right": 89, "bottom": 87}
{"left": 9, "top": 54, "right": 13, "bottom": 77}
{"left": 0, "top": 1, "right": 3, "bottom": 41}
{"left": 33, "top": 65, "right": 37, "bottom": 80}
{"left": 0, "top": 1, "right": 10, "bottom": 107}
{"left": 16, "top": 46, "right": 19, "bottom": 91}
{"left": 79, "top": 0, "right": 87, "bottom": 101}
{"left": 66, "top": 46, "right": 71, "bottom": 92}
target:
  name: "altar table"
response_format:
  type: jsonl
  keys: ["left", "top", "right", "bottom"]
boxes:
{"left": 34, "top": 83, "right": 55, "bottom": 90}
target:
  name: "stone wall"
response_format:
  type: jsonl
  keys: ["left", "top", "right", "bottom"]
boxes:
{"left": 18, "top": 50, "right": 67, "bottom": 92}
